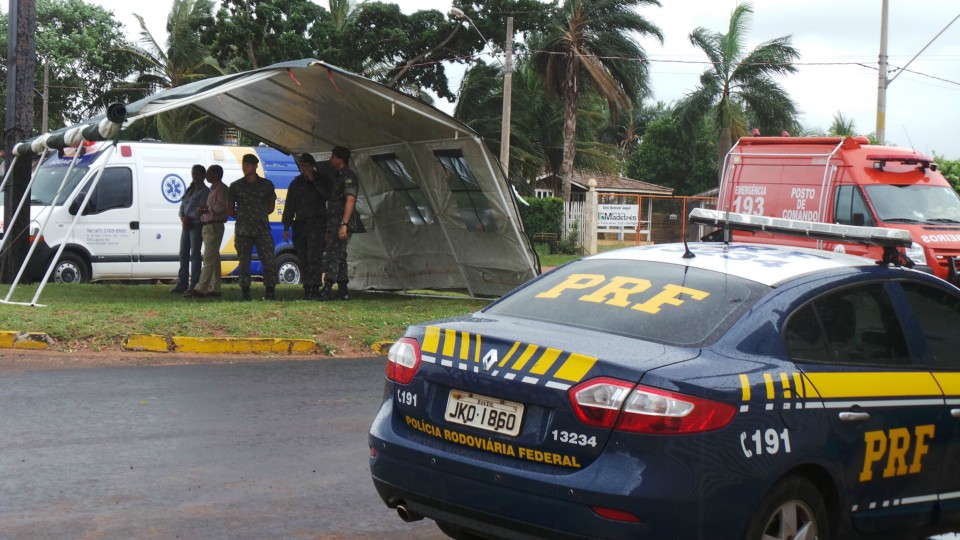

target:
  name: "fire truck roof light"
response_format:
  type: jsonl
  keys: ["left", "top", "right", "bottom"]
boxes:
{"left": 689, "top": 208, "right": 914, "bottom": 248}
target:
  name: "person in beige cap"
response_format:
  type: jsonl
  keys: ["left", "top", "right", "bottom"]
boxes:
{"left": 226, "top": 153, "right": 278, "bottom": 301}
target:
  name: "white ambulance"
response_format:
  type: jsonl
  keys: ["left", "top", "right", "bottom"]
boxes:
{"left": 1, "top": 141, "right": 300, "bottom": 284}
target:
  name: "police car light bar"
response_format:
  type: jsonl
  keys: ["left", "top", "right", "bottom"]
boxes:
{"left": 689, "top": 208, "right": 914, "bottom": 248}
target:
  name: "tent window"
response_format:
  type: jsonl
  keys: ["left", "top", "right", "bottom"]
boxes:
{"left": 434, "top": 150, "right": 498, "bottom": 233}
{"left": 372, "top": 154, "right": 434, "bottom": 225}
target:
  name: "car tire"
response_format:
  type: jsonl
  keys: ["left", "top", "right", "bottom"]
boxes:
{"left": 745, "top": 476, "right": 829, "bottom": 540}
{"left": 436, "top": 521, "right": 489, "bottom": 540}
{"left": 275, "top": 253, "right": 302, "bottom": 285}
{"left": 53, "top": 253, "right": 90, "bottom": 284}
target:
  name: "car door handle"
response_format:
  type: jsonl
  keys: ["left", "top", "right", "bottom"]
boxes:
{"left": 952, "top": 409, "right": 960, "bottom": 419}
{"left": 839, "top": 411, "right": 870, "bottom": 422}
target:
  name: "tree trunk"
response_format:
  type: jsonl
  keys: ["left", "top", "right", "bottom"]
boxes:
{"left": 559, "top": 64, "right": 579, "bottom": 207}
{"left": 717, "top": 126, "right": 733, "bottom": 186}
{"left": 3, "top": 0, "right": 37, "bottom": 284}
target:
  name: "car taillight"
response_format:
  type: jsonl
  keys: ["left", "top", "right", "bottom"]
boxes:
{"left": 385, "top": 337, "right": 420, "bottom": 385}
{"left": 569, "top": 379, "right": 735, "bottom": 434}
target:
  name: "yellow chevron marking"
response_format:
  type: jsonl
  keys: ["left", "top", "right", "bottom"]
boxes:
{"left": 511, "top": 344, "right": 539, "bottom": 371}
{"left": 474, "top": 334, "right": 482, "bottom": 363}
{"left": 423, "top": 326, "right": 440, "bottom": 354}
{"left": 780, "top": 372, "right": 792, "bottom": 399}
{"left": 498, "top": 341, "right": 521, "bottom": 368}
{"left": 792, "top": 372, "right": 805, "bottom": 398}
{"left": 739, "top": 374, "right": 751, "bottom": 401}
{"left": 459, "top": 331, "right": 470, "bottom": 361}
{"left": 554, "top": 353, "right": 597, "bottom": 383}
{"left": 804, "top": 372, "right": 941, "bottom": 398}
{"left": 442, "top": 329, "right": 456, "bottom": 357}
{"left": 530, "top": 348, "right": 563, "bottom": 375}
{"left": 763, "top": 373, "right": 775, "bottom": 400}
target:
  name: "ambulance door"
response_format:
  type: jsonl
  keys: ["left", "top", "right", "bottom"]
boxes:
{"left": 69, "top": 167, "right": 136, "bottom": 277}
{"left": 829, "top": 185, "right": 882, "bottom": 260}
{"left": 783, "top": 282, "right": 943, "bottom": 534}
{"left": 893, "top": 280, "right": 960, "bottom": 525}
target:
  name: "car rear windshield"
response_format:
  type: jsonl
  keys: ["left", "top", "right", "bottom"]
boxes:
{"left": 485, "top": 259, "right": 769, "bottom": 346}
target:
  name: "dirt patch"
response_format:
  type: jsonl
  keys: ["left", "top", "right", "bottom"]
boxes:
{"left": 0, "top": 337, "right": 375, "bottom": 371}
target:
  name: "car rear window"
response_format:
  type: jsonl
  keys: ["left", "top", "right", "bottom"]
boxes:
{"left": 485, "top": 259, "right": 769, "bottom": 346}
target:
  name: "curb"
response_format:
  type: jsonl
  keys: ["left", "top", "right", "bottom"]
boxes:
{"left": 0, "top": 331, "right": 393, "bottom": 356}
{"left": 0, "top": 331, "right": 55, "bottom": 350}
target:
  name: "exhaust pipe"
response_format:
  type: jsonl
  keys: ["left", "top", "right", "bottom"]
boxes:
{"left": 396, "top": 504, "right": 424, "bottom": 522}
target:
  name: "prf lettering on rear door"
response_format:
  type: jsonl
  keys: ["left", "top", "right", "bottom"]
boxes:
{"left": 859, "top": 425, "right": 935, "bottom": 482}
{"left": 535, "top": 273, "right": 709, "bottom": 313}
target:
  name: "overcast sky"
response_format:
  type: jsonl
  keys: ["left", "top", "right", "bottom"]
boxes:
{"left": 63, "top": 1, "right": 960, "bottom": 158}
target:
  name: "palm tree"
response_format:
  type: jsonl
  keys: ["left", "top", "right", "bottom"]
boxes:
{"left": 675, "top": 2, "right": 800, "bottom": 179}
{"left": 120, "top": 0, "right": 228, "bottom": 142}
{"left": 534, "top": 0, "right": 663, "bottom": 204}
{"left": 828, "top": 112, "right": 856, "bottom": 137}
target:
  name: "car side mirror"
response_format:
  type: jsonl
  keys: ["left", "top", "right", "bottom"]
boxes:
{"left": 852, "top": 212, "right": 865, "bottom": 226}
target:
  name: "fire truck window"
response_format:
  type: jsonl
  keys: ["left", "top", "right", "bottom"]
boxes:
{"left": 833, "top": 185, "right": 875, "bottom": 226}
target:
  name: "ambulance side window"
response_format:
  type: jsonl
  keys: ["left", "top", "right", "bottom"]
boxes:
{"left": 785, "top": 284, "right": 909, "bottom": 366}
{"left": 73, "top": 167, "right": 133, "bottom": 215}
{"left": 899, "top": 282, "right": 960, "bottom": 369}
{"left": 834, "top": 185, "right": 875, "bottom": 226}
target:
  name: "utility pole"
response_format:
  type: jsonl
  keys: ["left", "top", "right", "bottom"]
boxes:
{"left": 42, "top": 57, "right": 49, "bottom": 133}
{"left": 875, "top": 0, "right": 889, "bottom": 145}
{"left": 3, "top": 0, "right": 37, "bottom": 284}
{"left": 499, "top": 16, "right": 514, "bottom": 176}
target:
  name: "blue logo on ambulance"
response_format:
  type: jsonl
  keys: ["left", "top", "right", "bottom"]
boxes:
{"left": 162, "top": 174, "right": 186, "bottom": 203}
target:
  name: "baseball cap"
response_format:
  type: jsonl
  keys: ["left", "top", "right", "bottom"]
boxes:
{"left": 242, "top": 153, "right": 259, "bottom": 165}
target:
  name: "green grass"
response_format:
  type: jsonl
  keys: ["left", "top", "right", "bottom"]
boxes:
{"left": 0, "top": 282, "right": 489, "bottom": 354}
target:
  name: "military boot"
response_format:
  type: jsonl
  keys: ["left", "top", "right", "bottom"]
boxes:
{"left": 336, "top": 282, "right": 350, "bottom": 301}
{"left": 319, "top": 282, "right": 334, "bottom": 301}
{"left": 264, "top": 286, "right": 276, "bottom": 300}
{"left": 241, "top": 287, "right": 252, "bottom": 302}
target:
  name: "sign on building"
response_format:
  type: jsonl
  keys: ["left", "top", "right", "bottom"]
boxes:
{"left": 598, "top": 204, "right": 639, "bottom": 227}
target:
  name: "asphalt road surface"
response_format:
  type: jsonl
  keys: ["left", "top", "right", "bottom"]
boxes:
{"left": 0, "top": 355, "right": 445, "bottom": 539}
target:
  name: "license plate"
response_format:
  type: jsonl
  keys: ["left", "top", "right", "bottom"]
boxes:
{"left": 444, "top": 390, "right": 524, "bottom": 437}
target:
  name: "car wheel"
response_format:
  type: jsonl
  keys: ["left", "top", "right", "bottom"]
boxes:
{"left": 275, "top": 253, "right": 301, "bottom": 285}
{"left": 745, "top": 476, "right": 829, "bottom": 540}
{"left": 436, "top": 521, "right": 490, "bottom": 540}
{"left": 53, "top": 253, "right": 90, "bottom": 284}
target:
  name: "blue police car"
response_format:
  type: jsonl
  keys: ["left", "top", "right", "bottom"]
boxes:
{"left": 369, "top": 210, "right": 960, "bottom": 539}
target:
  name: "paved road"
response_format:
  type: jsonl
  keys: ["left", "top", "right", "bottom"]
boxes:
{"left": 0, "top": 356, "right": 445, "bottom": 539}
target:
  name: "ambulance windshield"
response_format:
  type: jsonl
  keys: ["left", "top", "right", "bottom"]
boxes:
{"left": 30, "top": 164, "right": 90, "bottom": 206}
{"left": 864, "top": 185, "right": 960, "bottom": 224}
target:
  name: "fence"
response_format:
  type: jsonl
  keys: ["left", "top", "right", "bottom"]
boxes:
{"left": 565, "top": 194, "right": 718, "bottom": 251}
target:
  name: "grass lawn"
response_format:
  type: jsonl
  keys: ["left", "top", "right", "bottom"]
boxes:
{"left": 0, "top": 282, "right": 489, "bottom": 355}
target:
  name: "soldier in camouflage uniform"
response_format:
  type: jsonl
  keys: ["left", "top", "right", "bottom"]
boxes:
{"left": 321, "top": 146, "right": 359, "bottom": 301}
{"left": 227, "top": 153, "right": 278, "bottom": 301}
{"left": 282, "top": 153, "right": 329, "bottom": 300}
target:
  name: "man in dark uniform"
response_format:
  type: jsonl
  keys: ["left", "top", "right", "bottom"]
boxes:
{"left": 282, "top": 153, "right": 328, "bottom": 300}
{"left": 227, "top": 153, "right": 278, "bottom": 301}
{"left": 321, "top": 146, "right": 359, "bottom": 301}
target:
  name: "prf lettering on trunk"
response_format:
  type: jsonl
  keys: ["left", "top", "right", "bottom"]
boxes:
{"left": 859, "top": 424, "right": 935, "bottom": 482}
{"left": 535, "top": 273, "right": 709, "bottom": 314}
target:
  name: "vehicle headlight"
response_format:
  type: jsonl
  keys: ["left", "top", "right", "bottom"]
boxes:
{"left": 905, "top": 242, "right": 927, "bottom": 266}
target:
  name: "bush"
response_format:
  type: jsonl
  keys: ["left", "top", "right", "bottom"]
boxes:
{"left": 519, "top": 197, "right": 563, "bottom": 237}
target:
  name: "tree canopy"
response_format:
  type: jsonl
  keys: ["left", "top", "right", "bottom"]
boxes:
{"left": 0, "top": 0, "right": 147, "bottom": 133}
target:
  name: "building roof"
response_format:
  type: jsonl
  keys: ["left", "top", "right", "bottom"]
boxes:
{"left": 541, "top": 170, "right": 673, "bottom": 195}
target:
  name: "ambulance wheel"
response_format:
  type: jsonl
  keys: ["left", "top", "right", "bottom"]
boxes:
{"left": 54, "top": 253, "right": 90, "bottom": 284}
{"left": 275, "top": 253, "right": 302, "bottom": 285}
{"left": 745, "top": 476, "right": 829, "bottom": 540}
